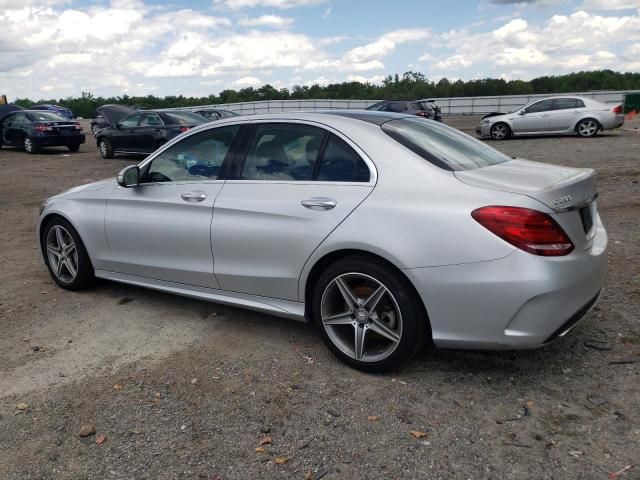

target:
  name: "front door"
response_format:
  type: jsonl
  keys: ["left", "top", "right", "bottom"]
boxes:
{"left": 104, "top": 124, "right": 243, "bottom": 287}
{"left": 110, "top": 113, "right": 142, "bottom": 152}
{"left": 212, "top": 122, "right": 374, "bottom": 301}
{"left": 512, "top": 99, "right": 553, "bottom": 133}
{"left": 137, "top": 112, "right": 165, "bottom": 153}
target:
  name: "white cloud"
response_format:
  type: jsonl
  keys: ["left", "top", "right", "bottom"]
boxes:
{"left": 581, "top": 0, "right": 640, "bottom": 10}
{"left": 214, "top": 0, "right": 327, "bottom": 9}
{"left": 238, "top": 15, "right": 294, "bottom": 28}
{"left": 346, "top": 74, "right": 385, "bottom": 84}
{"left": 233, "top": 76, "right": 262, "bottom": 87}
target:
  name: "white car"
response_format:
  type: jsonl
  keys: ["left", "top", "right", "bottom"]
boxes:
{"left": 476, "top": 96, "right": 624, "bottom": 140}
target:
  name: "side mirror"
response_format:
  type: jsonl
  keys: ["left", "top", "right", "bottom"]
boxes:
{"left": 117, "top": 165, "right": 140, "bottom": 188}
{"left": 518, "top": 110, "right": 526, "bottom": 115}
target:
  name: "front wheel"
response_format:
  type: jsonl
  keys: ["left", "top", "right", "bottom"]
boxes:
{"left": 312, "top": 256, "right": 428, "bottom": 372}
{"left": 98, "top": 138, "right": 114, "bottom": 158}
{"left": 68, "top": 143, "right": 80, "bottom": 152}
{"left": 24, "top": 136, "right": 38, "bottom": 154}
{"left": 42, "top": 217, "right": 94, "bottom": 290}
{"left": 490, "top": 122, "right": 511, "bottom": 140}
{"left": 576, "top": 119, "right": 599, "bottom": 138}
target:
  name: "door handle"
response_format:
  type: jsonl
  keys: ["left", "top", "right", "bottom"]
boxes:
{"left": 301, "top": 197, "right": 337, "bottom": 210}
{"left": 181, "top": 191, "right": 207, "bottom": 202}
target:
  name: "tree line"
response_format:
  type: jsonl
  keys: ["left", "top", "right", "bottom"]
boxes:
{"left": 13, "top": 69, "right": 640, "bottom": 119}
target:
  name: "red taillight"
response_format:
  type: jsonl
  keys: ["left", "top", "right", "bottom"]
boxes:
{"left": 471, "top": 206, "right": 574, "bottom": 256}
{"left": 74, "top": 123, "right": 82, "bottom": 130}
{"left": 415, "top": 111, "right": 429, "bottom": 117}
{"left": 34, "top": 124, "right": 53, "bottom": 132}
{"left": 612, "top": 104, "right": 622, "bottom": 114}
{"left": 180, "top": 127, "right": 191, "bottom": 132}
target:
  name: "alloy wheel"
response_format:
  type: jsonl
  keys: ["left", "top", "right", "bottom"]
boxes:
{"left": 491, "top": 124, "right": 508, "bottom": 140}
{"left": 46, "top": 225, "right": 79, "bottom": 283}
{"left": 578, "top": 120, "right": 597, "bottom": 137}
{"left": 24, "top": 137, "right": 33, "bottom": 153}
{"left": 320, "top": 272, "right": 403, "bottom": 362}
{"left": 99, "top": 140, "right": 108, "bottom": 157}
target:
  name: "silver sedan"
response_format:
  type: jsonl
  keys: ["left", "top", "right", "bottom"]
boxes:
{"left": 476, "top": 96, "right": 624, "bottom": 140}
{"left": 37, "top": 112, "right": 608, "bottom": 372}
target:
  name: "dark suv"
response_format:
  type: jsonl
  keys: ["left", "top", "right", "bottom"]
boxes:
{"left": 366, "top": 100, "right": 442, "bottom": 122}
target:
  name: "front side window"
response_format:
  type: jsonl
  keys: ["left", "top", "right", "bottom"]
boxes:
{"left": 144, "top": 125, "right": 241, "bottom": 183}
{"left": 119, "top": 114, "right": 141, "bottom": 128}
{"left": 8, "top": 112, "right": 28, "bottom": 124}
{"left": 382, "top": 117, "right": 510, "bottom": 171}
{"left": 316, "top": 135, "right": 370, "bottom": 182}
{"left": 523, "top": 100, "right": 553, "bottom": 114}
{"left": 240, "top": 123, "right": 325, "bottom": 181}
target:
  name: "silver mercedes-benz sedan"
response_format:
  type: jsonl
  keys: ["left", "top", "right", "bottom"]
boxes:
{"left": 476, "top": 96, "right": 624, "bottom": 140}
{"left": 37, "top": 111, "right": 607, "bottom": 372}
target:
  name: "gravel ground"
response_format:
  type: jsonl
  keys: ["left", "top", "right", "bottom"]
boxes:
{"left": 0, "top": 116, "right": 638, "bottom": 480}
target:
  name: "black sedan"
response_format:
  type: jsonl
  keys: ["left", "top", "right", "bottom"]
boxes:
{"left": 0, "top": 107, "right": 85, "bottom": 153}
{"left": 95, "top": 108, "right": 208, "bottom": 158}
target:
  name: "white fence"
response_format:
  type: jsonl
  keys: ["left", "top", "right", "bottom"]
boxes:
{"left": 175, "top": 90, "right": 637, "bottom": 116}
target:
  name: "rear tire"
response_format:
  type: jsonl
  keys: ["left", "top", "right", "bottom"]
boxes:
{"left": 576, "top": 118, "right": 599, "bottom": 138}
{"left": 41, "top": 217, "right": 94, "bottom": 291}
{"left": 312, "top": 255, "right": 428, "bottom": 373}
{"left": 24, "top": 136, "right": 38, "bottom": 154}
{"left": 490, "top": 122, "right": 511, "bottom": 140}
{"left": 98, "top": 138, "right": 114, "bottom": 158}
{"left": 68, "top": 143, "right": 80, "bottom": 152}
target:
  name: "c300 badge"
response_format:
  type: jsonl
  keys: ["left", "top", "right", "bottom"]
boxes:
{"left": 553, "top": 195, "right": 573, "bottom": 206}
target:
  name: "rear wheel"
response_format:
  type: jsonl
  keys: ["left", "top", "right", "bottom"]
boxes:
{"left": 98, "top": 138, "right": 114, "bottom": 158}
{"left": 91, "top": 124, "right": 99, "bottom": 135}
{"left": 24, "top": 136, "right": 38, "bottom": 154}
{"left": 42, "top": 217, "right": 94, "bottom": 290}
{"left": 576, "top": 118, "right": 599, "bottom": 138}
{"left": 68, "top": 143, "right": 80, "bottom": 152}
{"left": 312, "top": 256, "right": 428, "bottom": 372}
{"left": 490, "top": 122, "right": 511, "bottom": 140}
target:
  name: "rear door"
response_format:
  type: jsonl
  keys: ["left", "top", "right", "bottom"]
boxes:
{"left": 512, "top": 99, "right": 553, "bottom": 133}
{"left": 104, "top": 124, "right": 243, "bottom": 287}
{"left": 548, "top": 98, "right": 584, "bottom": 132}
{"left": 211, "top": 121, "right": 374, "bottom": 301}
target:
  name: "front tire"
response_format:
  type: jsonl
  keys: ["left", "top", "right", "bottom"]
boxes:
{"left": 490, "top": 122, "right": 511, "bottom": 140}
{"left": 312, "top": 256, "right": 428, "bottom": 373}
{"left": 42, "top": 217, "right": 94, "bottom": 290}
{"left": 576, "top": 118, "right": 599, "bottom": 138}
{"left": 24, "top": 136, "right": 38, "bottom": 154}
{"left": 98, "top": 138, "right": 114, "bottom": 158}
{"left": 68, "top": 143, "right": 80, "bottom": 152}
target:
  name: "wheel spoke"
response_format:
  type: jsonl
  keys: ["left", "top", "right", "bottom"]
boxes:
{"left": 55, "top": 257, "right": 64, "bottom": 278}
{"left": 54, "top": 226, "right": 65, "bottom": 249}
{"left": 65, "top": 257, "right": 77, "bottom": 278}
{"left": 47, "top": 245, "right": 61, "bottom": 258}
{"left": 362, "top": 285, "right": 386, "bottom": 312}
{"left": 354, "top": 325, "right": 366, "bottom": 360}
{"left": 322, "top": 311, "right": 353, "bottom": 325}
{"left": 368, "top": 318, "right": 401, "bottom": 344}
{"left": 335, "top": 277, "right": 358, "bottom": 309}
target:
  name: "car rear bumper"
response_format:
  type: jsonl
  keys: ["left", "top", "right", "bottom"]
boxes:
{"left": 32, "top": 134, "right": 86, "bottom": 147}
{"left": 404, "top": 216, "right": 608, "bottom": 350}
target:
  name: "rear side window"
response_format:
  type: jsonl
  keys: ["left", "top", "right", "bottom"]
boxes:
{"left": 553, "top": 98, "right": 582, "bottom": 110}
{"left": 316, "top": 135, "right": 370, "bottom": 182}
{"left": 381, "top": 118, "right": 510, "bottom": 171}
{"left": 162, "top": 111, "right": 208, "bottom": 125}
{"left": 575, "top": 99, "right": 585, "bottom": 108}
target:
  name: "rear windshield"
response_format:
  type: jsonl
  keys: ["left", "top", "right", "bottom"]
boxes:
{"left": 163, "top": 111, "right": 208, "bottom": 125}
{"left": 381, "top": 118, "right": 510, "bottom": 171}
{"left": 29, "top": 111, "right": 68, "bottom": 122}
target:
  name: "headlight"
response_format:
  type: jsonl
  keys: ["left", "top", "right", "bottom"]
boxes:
{"left": 39, "top": 200, "right": 47, "bottom": 215}
{"left": 480, "top": 119, "right": 491, "bottom": 124}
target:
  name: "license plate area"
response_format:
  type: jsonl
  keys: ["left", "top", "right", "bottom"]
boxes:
{"left": 579, "top": 204, "right": 593, "bottom": 235}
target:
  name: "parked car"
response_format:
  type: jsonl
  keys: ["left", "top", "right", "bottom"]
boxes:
{"left": 30, "top": 104, "right": 74, "bottom": 120}
{"left": 366, "top": 100, "right": 442, "bottom": 122}
{"left": 95, "top": 108, "right": 208, "bottom": 158}
{"left": 0, "top": 109, "right": 85, "bottom": 153}
{"left": 37, "top": 111, "right": 607, "bottom": 372}
{"left": 192, "top": 108, "right": 240, "bottom": 121}
{"left": 89, "top": 104, "right": 140, "bottom": 135}
{"left": 476, "top": 96, "right": 624, "bottom": 140}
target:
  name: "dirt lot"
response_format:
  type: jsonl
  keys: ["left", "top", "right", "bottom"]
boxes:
{"left": 0, "top": 117, "right": 638, "bottom": 480}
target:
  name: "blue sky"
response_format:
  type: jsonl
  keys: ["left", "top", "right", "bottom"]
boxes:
{"left": 1, "top": 0, "right": 639, "bottom": 99}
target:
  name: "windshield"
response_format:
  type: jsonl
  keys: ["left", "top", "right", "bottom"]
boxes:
{"left": 163, "top": 111, "right": 208, "bottom": 124}
{"left": 29, "top": 111, "right": 68, "bottom": 122}
{"left": 381, "top": 117, "right": 510, "bottom": 171}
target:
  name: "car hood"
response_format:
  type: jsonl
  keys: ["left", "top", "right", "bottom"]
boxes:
{"left": 454, "top": 159, "right": 596, "bottom": 211}
{"left": 53, "top": 178, "right": 115, "bottom": 199}
{"left": 96, "top": 105, "right": 136, "bottom": 126}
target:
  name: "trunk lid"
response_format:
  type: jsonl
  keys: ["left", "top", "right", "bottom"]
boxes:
{"left": 454, "top": 158, "right": 596, "bottom": 212}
